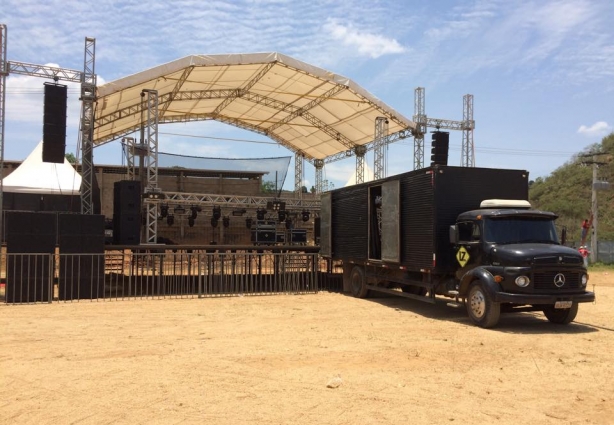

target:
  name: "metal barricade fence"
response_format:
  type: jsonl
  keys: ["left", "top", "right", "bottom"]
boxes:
{"left": 1, "top": 250, "right": 321, "bottom": 304}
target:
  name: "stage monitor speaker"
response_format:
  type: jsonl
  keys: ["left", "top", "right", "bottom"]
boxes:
{"left": 42, "top": 83, "right": 67, "bottom": 163}
{"left": 114, "top": 180, "right": 141, "bottom": 215}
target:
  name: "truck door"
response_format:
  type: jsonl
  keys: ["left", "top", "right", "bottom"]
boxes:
{"left": 455, "top": 220, "right": 482, "bottom": 274}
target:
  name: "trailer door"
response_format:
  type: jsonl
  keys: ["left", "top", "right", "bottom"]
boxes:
{"left": 381, "top": 180, "right": 400, "bottom": 263}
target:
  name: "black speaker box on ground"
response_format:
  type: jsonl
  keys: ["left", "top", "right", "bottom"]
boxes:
{"left": 42, "top": 83, "right": 67, "bottom": 163}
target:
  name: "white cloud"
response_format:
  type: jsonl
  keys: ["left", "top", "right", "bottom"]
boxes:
{"left": 324, "top": 19, "right": 405, "bottom": 59}
{"left": 577, "top": 121, "right": 612, "bottom": 136}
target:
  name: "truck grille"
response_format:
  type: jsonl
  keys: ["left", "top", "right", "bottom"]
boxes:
{"left": 533, "top": 271, "right": 581, "bottom": 290}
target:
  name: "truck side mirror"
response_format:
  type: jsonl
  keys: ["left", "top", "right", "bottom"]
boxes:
{"left": 561, "top": 227, "right": 567, "bottom": 245}
{"left": 449, "top": 225, "right": 459, "bottom": 245}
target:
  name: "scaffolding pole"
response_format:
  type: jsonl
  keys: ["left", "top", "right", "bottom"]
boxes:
{"left": 314, "top": 159, "right": 324, "bottom": 194}
{"left": 373, "top": 117, "right": 389, "bottom": 180}
{"left": 80, "top": 37, "right": 96, "bottom": 214}
{"left": 461, "top": 94, "right": 475, "bottom": 167}
{"left": 294, "top": 152, "right": 304, "bottom": 197}
{"left": 355, "top": 145, "right": 367, "bottom": 184}
{"left": 413, "top": 87, "right": 426, "bottom": 170}
{"left": 142, "top": 89, "right": 160, "bottom": 244}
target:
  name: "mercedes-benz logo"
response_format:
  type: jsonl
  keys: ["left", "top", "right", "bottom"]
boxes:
{"left": 553, "top": 273, "right": 566, "bottom": 288}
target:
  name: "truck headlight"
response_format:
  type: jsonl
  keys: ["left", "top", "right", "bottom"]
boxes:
{"left": 515, "top": 276, "right": 530, "bottom": 287}
{"left": 581, "top": 274, "right": 588, "bottom": 287}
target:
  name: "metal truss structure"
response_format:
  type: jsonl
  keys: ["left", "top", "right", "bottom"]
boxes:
{"left": 412, "top": 87, "right": 426, "bottom": 170}
{"left": 0, "top": 24, "right": 7, "bottom": 227}
{"left": 162, "top": 191, "right": 321, "bottom": 211}
{"left": 414, "top": 87, "right": 475, "bottom": 167}
{"left": 461, "top": 94, "right": 475, "bottom": 167}
{"left": 80, "top": 37, "right": 96, "bottom": 214}
{"left": 314, "top": 159, "right": 324, "bottom": 194}
{"left": 0, "top": 24, "right": 96, "bottom": 250}
{"left": 373, "top": 117, "right": 389, "bottom": 180}
{"left": 355, "top": 145, "right": 367, "bottom": 184}
{"left": 294, "top": 152, "right": 304, "bottom": 196}
{"left": 141, "top": 89, "right": 161, "bottom": 244}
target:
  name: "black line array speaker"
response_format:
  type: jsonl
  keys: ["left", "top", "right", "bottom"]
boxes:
{"left": 42, "top": 83, "right": 67, "bottom": 163}
{"left": 430, "top": 131, "right": 450, "bottom": 166}
{"left": 4, "top": 212, "right": 56, "bottom": 303}
{"left": 113, "top": 180, "right": 141, "bottom": 245}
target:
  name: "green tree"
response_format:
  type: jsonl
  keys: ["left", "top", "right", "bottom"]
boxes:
{"left": 261, "top": 181, "right": 276, "bottom": 194}
{"left": 65, "top": 153, "right": 77, "bottom": 164}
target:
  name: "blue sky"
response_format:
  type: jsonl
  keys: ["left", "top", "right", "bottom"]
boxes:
{"left": 2, "top": 0, "right": 614, "bottom": 190}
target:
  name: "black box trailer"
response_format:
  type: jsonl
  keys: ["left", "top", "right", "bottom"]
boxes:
{"left": 320, "top": 165, "right": 594, "bottom": 328}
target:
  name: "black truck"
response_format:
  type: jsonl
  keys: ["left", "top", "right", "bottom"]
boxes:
{"left": 320, "top": 165, "right": 595, "bottom": 328}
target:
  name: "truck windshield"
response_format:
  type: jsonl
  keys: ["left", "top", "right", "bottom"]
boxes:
{"left": 483, "top": 217, "right": 559, "bottom": 244}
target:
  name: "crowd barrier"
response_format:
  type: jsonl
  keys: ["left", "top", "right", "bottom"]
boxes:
{"left": 0, "top": 248, "right": 343, "bottom": 304}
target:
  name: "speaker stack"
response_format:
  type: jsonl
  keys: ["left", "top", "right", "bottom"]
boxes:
{"left": 42, "top": 83, "right": 67, "bottom": 163}
{"left": 4, "top": 212, "right": 56, "bottom": 303}
{"left": 113, "top": 180, "right": 141, "bottom": 245}
{"left": 58, "top": 214, "right": 105, "bottom": 300}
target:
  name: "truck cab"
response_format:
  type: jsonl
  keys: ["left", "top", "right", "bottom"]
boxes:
{"left": 450, "top": 199, "right": 594, "bottom": 327}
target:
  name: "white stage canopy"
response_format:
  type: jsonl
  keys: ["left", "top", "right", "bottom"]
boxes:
{"left": 94, "top": 53, "right": 416, "bottom": 162}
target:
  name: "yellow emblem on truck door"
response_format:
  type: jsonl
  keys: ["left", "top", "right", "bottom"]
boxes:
{"left": 456, "top": 246, "right": 470, "bottom": 267}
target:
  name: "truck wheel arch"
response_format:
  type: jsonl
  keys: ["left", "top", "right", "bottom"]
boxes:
{"left": 459, "top": 267, "right": 499, "bottom": 298}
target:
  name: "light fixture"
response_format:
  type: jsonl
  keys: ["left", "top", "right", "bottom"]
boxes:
{"left": 188, "top": 216, "right": 195, "bottom": 227}
{"left": 223, "top": 216, "right": 230, "bottom": 228}
{"left": 190, "top": 206, "right": 200, "bottom": 220}
{"left": 212, "top": 206, "right": 221, "bottom": 220}
{"left": 256, "top": 209, "right": 266, "bottom": 220}
{"left": 174, "top": 205, "right": 186, "bottom": 215}
{"left": 246, "top": 217, "right": 253, "bottom": 229}
{"left": 278, "top": 210, "right": 286, "bottom": 222}
{"left": 160, "top": 205, "right": 168, "bottom": 218}
{"left": 167, "top": 215, "right": 175, "bottom": 226}
{"left": 301, "top": 210, "right": 310, "bottom": 222}
{"left": 211, "top": 217, "right": 218, "bottom": 228}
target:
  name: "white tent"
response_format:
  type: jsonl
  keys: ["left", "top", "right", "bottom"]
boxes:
{"left": 2, "top": 141, "right": 81, "bottom": 195}
{"left": 345, "top": 164, "right": 375, "bottom": 187}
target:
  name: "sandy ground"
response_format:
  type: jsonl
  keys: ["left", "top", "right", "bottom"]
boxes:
{"left": 1, "top": 272, "right": 613, "bottom": 425}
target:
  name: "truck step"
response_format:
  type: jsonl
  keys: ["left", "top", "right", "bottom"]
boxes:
{"left": 447, "top": 290, "right": 459, "bottom": 296}
{"left": 446, "top": 301, "right": 463, "bottom": 309}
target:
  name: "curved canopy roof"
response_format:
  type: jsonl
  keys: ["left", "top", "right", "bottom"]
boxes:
{"left": 94, "top": 53, "right": 416, "bottom": 163}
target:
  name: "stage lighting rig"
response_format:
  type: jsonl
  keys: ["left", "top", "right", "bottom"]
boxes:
{"left": 301, "top": 210, "right": 310, "bottom": 222}
{"left": 188, "top": 216, "right": 195, "bottom": 227}
{"left": 285, "top": 218, "right": 293, "bottom": 229}
{"left": 256, "top": 208, "right": 266, "bottom": 220}
{"left": 223, "top": 216, "right": 230, "bottom": 228}
{"left": 278, "top": 210, "right": 287, "bottom": 222}
{"left": 174, "top": 205, "right": 186, "bottom": 215}
{"left": 160, "top": 205, "right": 169, "bottom": 218}
{"left": 211, "top": 217, "right": 218, "bottom": 228}
{"left": 167, "top": 215, "right": 175, "bottom": 226}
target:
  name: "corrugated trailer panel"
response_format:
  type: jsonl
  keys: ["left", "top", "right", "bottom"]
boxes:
{"left": 331, "top": 184, "right": 368, "bottom": 259}
{"left": 399, "top": 169, "right": 435, "bottom": 269}
{"left": 432, "top": 166, "right": 529, "bottom": 272}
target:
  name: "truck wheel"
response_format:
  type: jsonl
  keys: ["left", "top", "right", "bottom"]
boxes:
{"left": 543, "top": 302, "right": 578, "bottom": 324}
{"left": 466, "top": 281, "right": 500, "bottom": 328}
{"left": 350, "top": 266, "right": 369, "bottom": 298}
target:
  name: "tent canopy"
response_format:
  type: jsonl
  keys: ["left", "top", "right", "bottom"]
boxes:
{"left": 94, "top": 53, "right": 416, "bottom": 162}
{"left": 3, "top": 141, "right": 81, "bottom": 195}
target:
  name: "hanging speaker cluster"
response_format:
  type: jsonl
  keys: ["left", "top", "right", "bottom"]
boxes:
{"left": 430, "top": 131, "right": 450, "bottom": 166}
{"left": 42, "top": 83, "right": 68, "bottom": 163}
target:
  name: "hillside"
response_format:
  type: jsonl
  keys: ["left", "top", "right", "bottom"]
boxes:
{"left": 529, "top": 133, "right": 614, "bottom": 245}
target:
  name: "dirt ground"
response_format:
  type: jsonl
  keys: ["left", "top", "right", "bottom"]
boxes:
{"left": 1, "top": 272, "right": 613, "bottom": 425}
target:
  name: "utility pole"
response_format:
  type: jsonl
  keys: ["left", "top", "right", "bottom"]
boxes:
{"left": 580, "top": 152, "right": 610, "bottom": 263}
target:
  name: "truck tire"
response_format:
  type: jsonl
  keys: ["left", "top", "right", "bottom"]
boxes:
{"left": 350, "top": 266, "right": 369, "bottom": 298}
{"left": 543, "top": 302, "right": 578, "bottom": 324}
{"left": 466, "top": 281, "right": 500, "bottom": 328}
